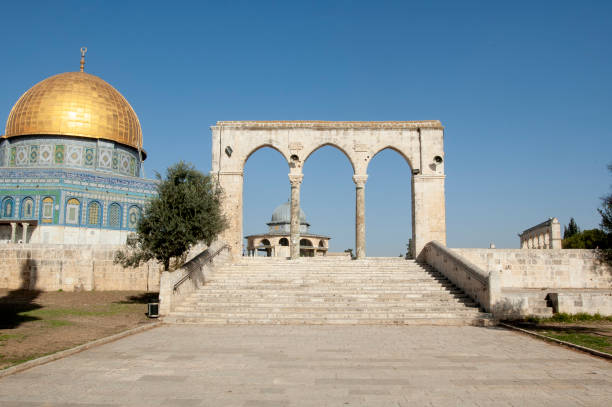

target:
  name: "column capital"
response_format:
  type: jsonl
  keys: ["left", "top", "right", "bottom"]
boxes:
{"left": 288, "top": 174, "right": 303, "bottom": 187}
{"left": 352, "top": 174, "right": 368, "bottom": 188}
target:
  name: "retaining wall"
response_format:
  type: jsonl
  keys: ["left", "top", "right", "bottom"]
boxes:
{"left": 450, "top": 248, "right": 612, "bottom": 317}
{"left": 0, "top": 244, "right": 161, "bottom": 292}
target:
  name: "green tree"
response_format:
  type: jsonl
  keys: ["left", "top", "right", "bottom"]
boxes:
{"left": 563, "top": 217, "right": 580, "bottom": 239}
{"left": 562, "top": 229, "right": 611, "bottom": 249}
{"left": 115, "top": 161, "right": 226, "bottom": 271}
{"left": 598, "top": 164, "right": 612, "bottom": 263}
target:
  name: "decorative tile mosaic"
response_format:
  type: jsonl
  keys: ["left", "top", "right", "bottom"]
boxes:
{"left": 112, "top": 151, "right": 118, "bottom": 170}
{"left": 120, "top": 154, "right": 130, "bottom": 174}
{"left": 29, "top": 145, "right": 39, "bottom": 164}
{"left": 84, "top": 148, "right": 95, "bottom": 167}
{"left": 16, "top": 146, "right": 28, "bottom": 165}
{"left": 54, "top": 145, "right": 65, "bottom": 164}
{"left": 40, "top": 144, "right": 53, "bottom": 165}
{"left": 9, "top": 147, "right": 16, "bottom": 166}
{"left": 66, "top": 145, "right": 82, "bottom": 166}
{"left": 129, "top": 157, "right": 136, "bottom": 176}
{"left": 98, "top": 148, "right": 112, "bottom": 169}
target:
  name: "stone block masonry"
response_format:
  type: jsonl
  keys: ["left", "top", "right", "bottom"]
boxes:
{"left": 451, "top": 248, "right": 612, "bottom": 317}
{"left": 0, "top": 244, "right": 160, "bottom": 292}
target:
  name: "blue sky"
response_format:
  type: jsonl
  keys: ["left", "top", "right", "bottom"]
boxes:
{"left": 1, "top": 1, "right": 611, "bottom": 255}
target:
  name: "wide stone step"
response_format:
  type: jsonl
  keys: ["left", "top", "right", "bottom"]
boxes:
{"left": 168, "top": 311, "right": 486, "bottom": 320}
{"left": 182, "top": 295, "right": 475, "bottom": 303}
{"left": 163, "top": 317, "right": 492, "bottom": 326}
{"left": 208, "top": 277, "right": 451, "bottom": 282}
{"left": 166, "top": 259, "right": 495, "bottom": 326}
{"left": 190, "top": 290, "right": 469, "bottom": 301}
{"left": 174, "top": 306, "right": 480, "bottom": 314}
{"left": 195, "top": 287, "right": 463, "bottom": 294}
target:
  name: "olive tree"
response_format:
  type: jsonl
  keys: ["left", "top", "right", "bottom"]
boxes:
{"left": 116, "top": 161, "right": 226, "bottom": 271}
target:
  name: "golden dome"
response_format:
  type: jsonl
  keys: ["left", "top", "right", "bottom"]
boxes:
{"left": 4, "top": 72, "right": 142, "bottom": 150}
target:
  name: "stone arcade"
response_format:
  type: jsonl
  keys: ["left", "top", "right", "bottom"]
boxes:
{"left": 212, "top": 120, "right": 447, "bottom": 260}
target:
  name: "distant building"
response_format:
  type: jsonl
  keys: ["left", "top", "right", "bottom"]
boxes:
{"left": 519, "top": 218, "right": 562, "bottom": 249}
{"left": 245, "top": 201, "right": 330, "bottom": 257}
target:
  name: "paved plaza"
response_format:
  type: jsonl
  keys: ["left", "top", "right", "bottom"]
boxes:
{"left": 0, "top": 325, "right": 610, "bottom": 406}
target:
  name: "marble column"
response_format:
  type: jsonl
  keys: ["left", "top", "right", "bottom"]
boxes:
{"left": 10, "top": 222, "right": 17, "bottom": 243}
{"left": 289, "top": 174, "right": 303, "bottom": 260}
{"left": 353, "top": 174, "right": 368, "bottom": 259}
{"left": 21, "top": 222, "right": 29, "bottom": 243}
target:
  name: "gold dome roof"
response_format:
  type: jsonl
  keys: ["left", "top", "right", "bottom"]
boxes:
{"left": 4, "top": 71, "right": 142, "bottom": 150}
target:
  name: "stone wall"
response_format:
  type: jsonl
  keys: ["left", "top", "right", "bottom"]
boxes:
{"left": 0, "top": 244, "right": 161, "bottom": 292}
{"left": 419, "top": 241, "right": 499, "bottom": 313}
{"left": 450, "top": 248, "right": 612, "bottom": 317}
{"left": 451, "top": 249, "right": 611, "bottom": 289}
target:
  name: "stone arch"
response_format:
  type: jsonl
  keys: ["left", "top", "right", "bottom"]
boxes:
{"left": 366, "top": 146, "right": 413, "bottom": 172}
{"left": 365, "top": 146, "right": 414, "bottom": 257}
{"left": 300, "top": 238, "right": 313, "bottom": 246}
{"left": 242, "top": 144, "right": 290, "bottom": 171}
{"left": 279, "top": 237, "right": 289, "bottom": 246}
{"left": 303, "top": 143, "right": 356, "bottom": 173}
{"left": 212, "top": 121, "right": 446, "bottom": 259}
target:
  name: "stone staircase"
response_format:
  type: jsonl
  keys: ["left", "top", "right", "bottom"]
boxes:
{"left": 164, "top": 257, "right": 494, "bottom": 326}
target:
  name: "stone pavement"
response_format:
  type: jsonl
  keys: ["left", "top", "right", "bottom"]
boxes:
{"left": 0, "top": 325, "right": 610, "bottom": 406}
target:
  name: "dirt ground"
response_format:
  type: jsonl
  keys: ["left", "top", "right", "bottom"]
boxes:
{"left": 0, "top": 289, "right": 158, "bottom": 369}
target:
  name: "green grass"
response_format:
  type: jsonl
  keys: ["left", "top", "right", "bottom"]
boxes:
{"left": 540, "top": 331, "right": 612, "bottom": 354}
{"left": 0, "top": 333, "right": 26, "bottom": 344}
{"left": 525, "top": 313, "right": 612, "bottom": 324}
{"left": 18, "top": 303, "right": 134, "bottom": 319}
{"left": 45, "top": 319, "right": 74, "bottom": 327}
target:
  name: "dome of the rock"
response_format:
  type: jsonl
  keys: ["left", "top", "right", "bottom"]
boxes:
{"left": 4, "top": 72, "right": 143, "bottom": 152}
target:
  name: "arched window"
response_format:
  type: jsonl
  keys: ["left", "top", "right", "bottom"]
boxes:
{"left": 260, "top": 239, "right": 271, "bottom": 247}
{"left": 318, "top": 240, "right": 325, "bottom": 247}
{"left": 21, "top": 197, "right": 34, "bottom": 218}
{"left": 108, "top": 203, "right": 122, "bottom": 228}
{"left": 300, "top": 238, "right": 313, "bottom": 246}
{"left": 128, "top": 205, "right": 141, "bottom": 229}
{"left": 279, "top": 237, "right": 289, "bottom": 246}
{"left": 66, "top": 198, "right": 81, "bottom": 225}
{"left": 2, "top": 198, "right": 14, "bottom": 218}
{"left": 87, "top": 201, "right": 101, "bottom": 226}
{"left": 41, "top": 197, "right": 54, "bottom": 223}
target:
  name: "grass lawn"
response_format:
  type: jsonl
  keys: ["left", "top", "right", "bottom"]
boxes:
{"left": 508, "top": 314, "right": 612, "bottom": 356}
{"left": 0, "top": 289, "right": 158, "bottom": 370}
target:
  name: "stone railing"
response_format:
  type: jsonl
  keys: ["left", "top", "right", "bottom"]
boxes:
{"left": 519, "top": 218, "right": 561, "bottom": 249}
{"left": 419, "top": 241, "right": 500, "bottom": 314}
{"left": 158, "top": 240, "right": 230, "bottom": 316}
